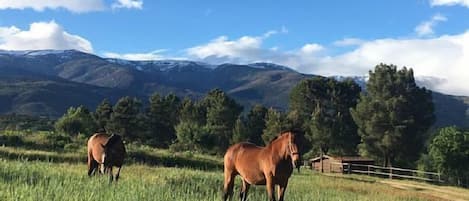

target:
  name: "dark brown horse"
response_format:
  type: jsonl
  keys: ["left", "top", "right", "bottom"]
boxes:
{"left": 223, "top": 131, "right": 301, "bottom": 201}
{"left": 87, "top": 133, "right": 126, "bottom": 183}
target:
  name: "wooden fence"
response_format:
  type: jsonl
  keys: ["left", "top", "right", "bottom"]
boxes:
{"left": 329, "top": 162, "right": 443, "bottom": 183}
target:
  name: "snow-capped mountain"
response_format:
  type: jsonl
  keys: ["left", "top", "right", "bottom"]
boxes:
{"left": 106, "top": 58, "right": 216, "bottom": 72}
{"left": 0, "top": 49, "right": 466, "bottom": 128}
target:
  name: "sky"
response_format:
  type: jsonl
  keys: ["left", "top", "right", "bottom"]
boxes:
{"left": 0, "top": 0, "right": 469, "bottom": 96}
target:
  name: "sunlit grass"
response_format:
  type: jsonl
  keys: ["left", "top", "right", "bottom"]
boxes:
{"left": 0, "top": 158, "right": 459, "bottom": 201}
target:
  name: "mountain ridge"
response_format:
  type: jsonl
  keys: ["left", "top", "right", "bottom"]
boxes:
{"left": 0, "top": 49, "right": 467, "bottom": 128}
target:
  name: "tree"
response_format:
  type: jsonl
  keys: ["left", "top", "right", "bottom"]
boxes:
{"left": 232, "top": 117, "right": 248, "bottom": 144}
{"left": 351, "top": 64, "right": 435, "bottom": 167}
{"left": 245, "top": 104, "right": 267, "bottom": 145}
{"left": 55, "top": 105, "right": 97, "bottom": 136}
{"left": 147, "top": 93, "right": 181, "bottom": 147}
{"left": 108, "top": 96, "right": 143, "bottom": 141}
{"left": 173, "top": 98, "right": 207, "bottom": 151}
{"left": 262, "top": 108, "right": 286, "bottom": 144}
{"left": 93, "top": 99, "right": 113, "bottom": 132}
{"left": 290, "top": 77, "right": 361, "bottom": 156}
{"left": 202, "top": 89, "right": 243, "bottom": 153}
{"left": 429, "top": 126, "right": 469, "bottom": 186}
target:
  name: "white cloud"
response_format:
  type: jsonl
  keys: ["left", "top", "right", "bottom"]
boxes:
{"left": 103, "top": 50, "right": 173, "bottom": 61}
{"left": 294, "top": 32, "right": 469, "bottom": 96}
{"left": 262, "top": 26, "right": 288, "bottom": 38}
{"left": 186, "top": 28, "right": 289, "bottom": 64}
{"left": 0, "top": 26, "right": 20, "bottom": 39}
{"left": 112, "top": 0, "right": 143, "bottom": 10}
{"left": 186, "top": 35, "right": 265, "bottom": 64}
{"left": 0, "top": 0, "right": 106, "bottom": 13}
{"left": 184, "top": 30, "right": 469, "bottom": 96}
{"left": 0, "top": 21, "right": 93, "bottom": 53}
{"left": 415, "top": 14, "right": 447, "bottom": 37}
{"left": 300, "top": 43, "right": 324, "bottom": 54}
{"left": 430, "top": 0, "right": 469, "bottom": 7}
{"left": 333, "top": 38, "right": 365, "bottom": 46}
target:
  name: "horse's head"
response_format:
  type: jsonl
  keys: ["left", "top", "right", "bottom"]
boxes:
{"left": 282, "top": 131, "right": 301, "bottom": 171}
{"left": 100, "top": 134, "right": 123, "bottom": 170}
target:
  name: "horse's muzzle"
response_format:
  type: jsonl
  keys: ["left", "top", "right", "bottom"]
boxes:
{"left": 291, "top": 154, "right": 300, "bottom": 173}
{"left": 293, "top": 160, "right": 301, "bottom": 173}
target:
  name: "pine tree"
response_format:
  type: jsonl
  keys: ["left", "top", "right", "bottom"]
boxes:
{"left": 147, "top": 93, "right": 181, "bottom": 147}
{"left": 262, "top": 108, "right": 285, "bottom": 144}
{"left": 203, "top": 89, "right": 243, "bottom": 153}
{"left": 174, "top": 98, "right": 207, "bottom": 151}
{"left": 290, "top": 77, "right": 361, "bottom": 155}
{"left": 93, "top": 99, "right": 113, "bottom": 132}
{"left": 232, "top": 117, "right": 248, "bottom": 144}
{"left": 108, "top": 96, "right": 142, "bottom": 141}
{"left": 245, "top": 104, "right": 268, "bottom": 145}
{"left": 351, "top": 64, "right": 435, "bottom": 167}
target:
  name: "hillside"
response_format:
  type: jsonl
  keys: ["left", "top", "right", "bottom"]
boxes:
{"left": 0, "top": 49, "right": 467, "bottom": 127}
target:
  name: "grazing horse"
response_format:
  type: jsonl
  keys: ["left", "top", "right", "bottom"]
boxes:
{"left": 223, "top": 131, "right": 301, "bottom": 201}
{"left": 87, "top": 133, "right": 126, "bottom": 183}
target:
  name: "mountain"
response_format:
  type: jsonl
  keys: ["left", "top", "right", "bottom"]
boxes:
{"left": 0, "top": 49, "right": 467, "bottom": 128}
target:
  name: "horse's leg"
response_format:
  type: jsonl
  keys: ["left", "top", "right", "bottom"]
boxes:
{"left": 115, "top": 166, "right": 122, "bottom": 182}
{"left": 277, "top": 180, "right": 289, "bottom": 201}
{"left": 88, "top": 159, "right": 98, "bottom": 176}
{"left": 100, "top": 163, "right": 106, "bottom": 174}
{"left": 265, "top": 174, "right": 276, "bottom": 201}
{"left": 240, "top": 179, "right": 250, "bottom": 201}
{"left": 222, "top": 170, "right": 235, "bottom": 201}
{"left": 87, "top": 152, "right": 95, "bottom": 176}
{"left": 108, "top": 167, "right": 114, "bottom": 183}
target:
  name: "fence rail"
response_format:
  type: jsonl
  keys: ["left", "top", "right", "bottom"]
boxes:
{"left": 327, "top": 162, "right": 443, "bottom": 183}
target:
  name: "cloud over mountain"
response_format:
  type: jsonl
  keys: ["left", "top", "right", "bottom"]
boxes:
{"left": 0, "top": 21, "right": 93, "bottom": 53}
{"left": 182, "top": 30, "right": 469, "bottom": 96}
{"left": 0, "top": 0, "right": 143, "bottom": 12}
{"left": 0, "top": 0, "right": 106, "bottom": 12}
{"left": 430, "top": 0, "right": 469, "bottom": 8}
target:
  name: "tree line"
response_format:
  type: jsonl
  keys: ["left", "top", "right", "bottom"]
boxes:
{"left": 51, "top": 63, "right": 467, "bottom": 186}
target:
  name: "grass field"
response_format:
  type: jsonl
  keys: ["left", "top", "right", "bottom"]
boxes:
{"left": 1, "top": 157, "right": 467, "bottom": 201}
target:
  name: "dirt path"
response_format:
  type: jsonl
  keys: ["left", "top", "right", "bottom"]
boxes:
{"left": 381, "top": 180, "right": 469, "bottom": 201}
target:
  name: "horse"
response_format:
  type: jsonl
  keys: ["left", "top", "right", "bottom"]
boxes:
{"left": 87, "top": 133, "right": 126, "bottom": 183}
{"left": 223, "top": 131, "right": 301, "bottom": 201}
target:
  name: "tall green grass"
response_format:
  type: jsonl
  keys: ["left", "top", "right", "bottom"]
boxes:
{"left": 0, "top": 159, "right": 446, "bottom": 201}
{"left": 0, "top": 145, "right": 222, "bottom": 170}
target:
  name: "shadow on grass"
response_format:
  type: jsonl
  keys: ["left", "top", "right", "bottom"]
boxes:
{"left": 128, "top": 150, "right": 222, "bottom": 170}
{"left": 0, "top": 147, "right": 222, "bottom": 171}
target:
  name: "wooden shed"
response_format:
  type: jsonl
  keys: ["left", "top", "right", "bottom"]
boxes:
{"left": 309, "top": 155, "right": 374, "bottom": 173}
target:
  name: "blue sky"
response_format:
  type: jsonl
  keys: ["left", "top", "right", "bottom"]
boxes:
{"left": 0, "top": 0, "right": 469, "bottom": 96}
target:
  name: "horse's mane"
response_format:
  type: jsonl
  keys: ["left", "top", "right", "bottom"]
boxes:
{"left": 267, "top": 128, "right": 304, "bottom": 144}
{"left": 268, "top": 130, "right": 294, "bottom": 144}
{"left": 105, "top": 134, "right": 122, "bottom": 147}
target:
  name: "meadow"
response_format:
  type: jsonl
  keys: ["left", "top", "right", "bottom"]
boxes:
{"left": 1, "top": 149, "right": 467, "bottom": 201}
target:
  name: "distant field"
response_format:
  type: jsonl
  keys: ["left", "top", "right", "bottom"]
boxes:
{"left": 1, "top": 157, "right": 467, "bottom": 200}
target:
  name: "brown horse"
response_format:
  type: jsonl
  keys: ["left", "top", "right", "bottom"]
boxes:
{"left": 87, "top": 133, "right": 126, "bottom": 183}
{"left": 223, "top": 131, "right": 301, "bottom": 201}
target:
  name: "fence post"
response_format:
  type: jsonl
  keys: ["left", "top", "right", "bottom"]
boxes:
{"left": 368, "top": 165, "right": 370, "bottom": 176}
{"left": 348, "top": 163, "right": 351, "bottom": 174}
{"left": 389, "top": 167, "right": 393, "bottom": 179}
{"left": 438, "top": 172, "right": 441, "bottom": 182}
